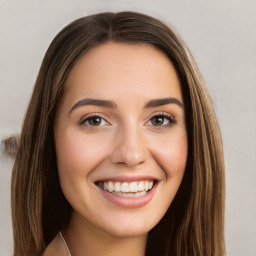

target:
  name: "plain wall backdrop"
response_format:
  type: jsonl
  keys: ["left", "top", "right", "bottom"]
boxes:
{"left": 0, "top": 0, "right": 255, "bottom": 255}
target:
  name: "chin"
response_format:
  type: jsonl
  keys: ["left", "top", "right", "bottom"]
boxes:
{"left": 105, "top": 225, "right": 151, "bottom": 238}
{"left": 96, "top": 214, "right": 160, "bottom": 238}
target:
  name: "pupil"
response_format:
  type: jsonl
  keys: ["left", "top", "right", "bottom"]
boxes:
{"left": 89, "top": 117, "right": 101, "bottom": 126}
{"left": 152, "top": 116, "right": 164, "bottom": 126}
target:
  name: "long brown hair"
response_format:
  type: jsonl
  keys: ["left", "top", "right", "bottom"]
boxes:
{"left": 11, "top": 11, "right": 225, "bottom": 256}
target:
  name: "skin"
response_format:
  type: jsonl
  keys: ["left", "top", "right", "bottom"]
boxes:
{"left": 44, "top": 43, "right": 188, "bottom": 256}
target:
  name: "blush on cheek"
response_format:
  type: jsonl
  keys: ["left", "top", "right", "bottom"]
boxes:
{"left": 56, "top": 133, "right": 110, "bottom": 178}
{"left": 149, "top": 142, "right": 187, "bottom": 178}
{"left": 168, "top": 135, "right": 188, "bottom": 171}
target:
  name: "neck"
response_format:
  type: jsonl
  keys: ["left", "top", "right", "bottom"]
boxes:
{"left": 64, "top": 211, "right": 148, "bottom": 256}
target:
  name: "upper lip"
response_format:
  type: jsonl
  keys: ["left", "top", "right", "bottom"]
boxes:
{"left": 94, "top": 175, "right": 159, "bottom": 183}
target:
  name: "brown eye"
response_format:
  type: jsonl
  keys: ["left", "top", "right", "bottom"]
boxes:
{"left": 88, "top": 117, "right": 102, "bottom": 126}
{"left": 80, "top": 115, "right": 108, "bottom": 127}
{"left": 148, "top": 114, "right": 176, "bottom": 128}
{"left": 151, "top": 116, "right": 165, "bottom": 126}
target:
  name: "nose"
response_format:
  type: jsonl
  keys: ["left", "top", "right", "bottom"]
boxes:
{"left": 109, "top": 126, "right": 148, "bottom": 167}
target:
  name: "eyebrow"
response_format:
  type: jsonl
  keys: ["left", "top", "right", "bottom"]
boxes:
{"left": 144, "top": 98, "right": 183, "bottom": 109}
{"left": 69, "top": 97, "right": 183, "bottom": 114}
{"left": 70, "top": 98, "right": 117, "bottom": 113}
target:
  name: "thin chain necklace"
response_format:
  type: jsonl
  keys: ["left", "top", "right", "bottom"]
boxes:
{"left": 59, "top": 231, "right": 72, "bottom": 256}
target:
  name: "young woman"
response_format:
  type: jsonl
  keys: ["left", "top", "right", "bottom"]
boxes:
{"left": 11, "top": 11, "right": 225, "bottom": 256}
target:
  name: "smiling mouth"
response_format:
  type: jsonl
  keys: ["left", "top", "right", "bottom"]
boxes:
{"left": 96, "top": 180, "right": 156, "bottom": 198}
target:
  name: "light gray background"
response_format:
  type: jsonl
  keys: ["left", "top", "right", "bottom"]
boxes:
{"left": 0, "top": 1, "right": 255, "bottom": 255}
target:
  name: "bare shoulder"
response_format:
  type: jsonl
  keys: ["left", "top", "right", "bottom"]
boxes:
{"left": 42, "top": 233, "right": 69, "bottom": 256}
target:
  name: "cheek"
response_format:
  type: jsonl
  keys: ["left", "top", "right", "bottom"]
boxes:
{"left": 55, "top": 127, "right": 110, "bottom": 178}
{"left": 149, "top": 131, "right": 188, "bottom": 178}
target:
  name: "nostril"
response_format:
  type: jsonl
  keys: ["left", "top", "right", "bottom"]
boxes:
{"left": 109, "top": 134, "right": 148, "bottom": 167}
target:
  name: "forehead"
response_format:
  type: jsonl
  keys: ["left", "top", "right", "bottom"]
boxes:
{"left": 64, "top": 42, "right": 182, "bottom": 103}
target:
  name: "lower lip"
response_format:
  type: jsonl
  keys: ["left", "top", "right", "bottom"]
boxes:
{"left": 97, "top": 183, "right": 157, "bottom": 208}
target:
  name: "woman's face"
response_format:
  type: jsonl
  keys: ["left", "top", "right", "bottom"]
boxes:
{"left": 54, "top": 43, "right": 188, "bottom": 237}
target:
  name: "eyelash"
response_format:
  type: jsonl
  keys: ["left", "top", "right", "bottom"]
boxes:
{"left": 79, "top": 112, "right": 176, "bottom": 130}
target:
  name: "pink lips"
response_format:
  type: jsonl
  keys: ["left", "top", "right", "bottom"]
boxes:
{"left": 96, "top": 176, "right": 158, "bottom": 209}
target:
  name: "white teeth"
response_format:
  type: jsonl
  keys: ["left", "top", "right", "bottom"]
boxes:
{"left": 121, "top": 182, "right": 129, "bottom": 192}
{"left": 101, "top": 180, "right": 154, "bottom": 194}
{"left": 144, "top": 181, "right": 149, "bottom": 191}
{"left": 114, "top": 191, "right": 147, "bottom": 197}
{"left": 103, "top": 182, "right": 108, "bottom": 191}
{"left": 108, "top": 182, "right": 114, "bottom": 192}
{"left": 129, "top": 182, "right": 137, "bottom": 192}
{"left": 138, "top": 182, "right": 144, "bottom": 192}
{"left": 149, "top": 181, "right": 153, "bottom": 190}
{"left": 114, "top": 182, "right": 121, "bottom": 192}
